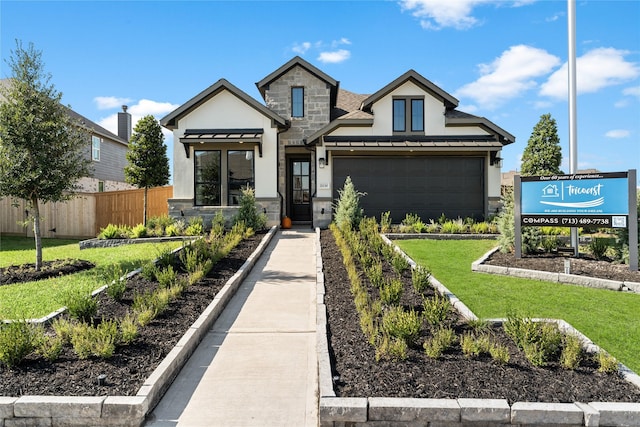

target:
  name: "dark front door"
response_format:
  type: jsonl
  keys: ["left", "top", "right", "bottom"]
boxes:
{"left": 289, "top": 158, "right": 311, "bottom": 221}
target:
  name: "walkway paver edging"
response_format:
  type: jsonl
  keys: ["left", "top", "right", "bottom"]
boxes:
{"left": 317, "top": 229, "right": 640, "bottom": 427}
{"left": 0, "top": 227, "right": 277, "bottom": 427}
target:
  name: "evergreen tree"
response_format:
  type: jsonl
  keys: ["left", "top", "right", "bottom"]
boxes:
{"left": 333, "top": 176, "right": 366, "bottom": 231}
{"left": 0, "top": 41, "right": 91, "bottom": 270}
{"left": 124, "top": 115, "right": 170, "bottom": 226}
{"left": 520, "top": 113, "right": 563, "bottom": 176}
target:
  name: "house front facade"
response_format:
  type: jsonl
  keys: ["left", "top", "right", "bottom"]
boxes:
{"left": 161, "top": 57, "right": 515, "bottom": 228}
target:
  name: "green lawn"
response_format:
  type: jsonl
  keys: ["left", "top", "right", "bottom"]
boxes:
{"left": 0, "top": 236, "right": 183, "bottom": 319}
{"left": 395, "top": 239, "right": 640, "bottom": 374}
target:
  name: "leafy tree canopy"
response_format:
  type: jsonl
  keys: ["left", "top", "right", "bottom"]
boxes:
{"left": 520, "top": 113, "right": 563, "bottom": 177}
{"left": 124, "top": 114, "right": 169, "bottom": 189}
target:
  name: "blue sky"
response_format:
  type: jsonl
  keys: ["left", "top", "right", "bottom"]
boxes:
{"left": 2, "top": 0, "right": 639, "bottom": 183}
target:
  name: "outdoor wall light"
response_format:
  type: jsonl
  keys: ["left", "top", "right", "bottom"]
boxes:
{"left": 318, "top": 157, "right": 325, "bottom": 168}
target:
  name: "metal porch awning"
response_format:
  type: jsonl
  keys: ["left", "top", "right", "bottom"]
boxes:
{"left": 179, "top": 128, "right": 264, "bottom": 158}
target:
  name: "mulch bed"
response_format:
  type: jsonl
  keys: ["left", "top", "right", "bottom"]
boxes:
{"left": 320, "top": 229, "right": 640, "bottom": 404}
{"left": 0, "top": 233, "right": 263, "bottom": 397}
{"left": 0, "top": 259, "right": 96, "bottom": 286}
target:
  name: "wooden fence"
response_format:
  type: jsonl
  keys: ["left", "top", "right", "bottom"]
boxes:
{"left": 0, "top": 186, "right": 172, "bottom": 239}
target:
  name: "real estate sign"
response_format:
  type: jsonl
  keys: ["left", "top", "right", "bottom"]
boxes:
{"left": 520, "top": 172, "right": 629, "bottom": 228}
{"left": 514, "top": 170, "right": 637, "bottom": 271}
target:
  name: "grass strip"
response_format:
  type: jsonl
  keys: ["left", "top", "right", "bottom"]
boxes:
{"left": 395, "top": 239, "right": 640, "bottom": 374}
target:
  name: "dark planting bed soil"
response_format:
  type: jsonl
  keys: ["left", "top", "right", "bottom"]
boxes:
{"left": 0, "top": 259, "right": 96, "bottom": 286}
{"left": 0, "top": 233, "right": 263, "bottom": 397}
{"left": 320, "top": 229, "right": 640, "bottom": 404}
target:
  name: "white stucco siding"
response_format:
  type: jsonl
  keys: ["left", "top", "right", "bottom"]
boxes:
{"left": 171, "top": 90, "right": 278, "bottom": 200}
{"left": 487, "top": 152, "right": 502, "bottom": 198}
{"left": 369, "top": 81, "right": 447, "bottom": 135}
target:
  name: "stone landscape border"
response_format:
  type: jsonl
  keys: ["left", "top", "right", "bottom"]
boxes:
{"left": 316, "top": 228, "right": 640, "bottom": 427}
{"left": 0, "top": 226, "right": 276, "bottom": 427}
{"left": 472, "top": 246, "right": 640, "bottom": 294}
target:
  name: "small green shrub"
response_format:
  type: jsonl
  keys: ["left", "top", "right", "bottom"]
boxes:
{"left": 70, "top": 320, "right": 118, "bottom": 359}
{"left": 233, "top": 186, "right": 267, "bottom": 231}
{"left": 103, "top": 264, "right": 128, "bottom": 301}
{"left": 423, "top": 327, "right": 456, "bottom": 359}
{"left": 164, "top": 223, "right": 180, "bottom": 236}
{"left": 36, "top": 335, "right": 63, "bottom": 362}
{"left": 185, "top": 216, "right": 204, "bottom": 236}
{"left": 541, "top": 236, "right": 561, "bottom": 253}
{"left": 140, "top": 261, "right": 158, "bottom": 281}
{"left": 422, "top": 294, "right": 451, "bottom": 327}
{"left": 505, "top": 315, "right": 562, "bottom": 366}
{"left": 156, "top": 265, "right": 177, "bottom": 288}
{"left": 589, "top": 238, "right": 610, "bottom": 260}
{"left": 98, "top": 223, "right": 130, "bottom": 239}
{"left": 375, "top": 334, "right": 408, "bottom": 361}
{"left": 391, "top": 253, "right": 409, "bottom": 275}
{"left": 411, "top": 265, "right": 431, "bottom": 293}
{"left": 380, "top": 211, "right": 392, "bottom": 233}
{"left": 366, "top": 261, "right": 384, "bottom": 288}
{"left": 155, "top": 246, "right": 176, "bottom": 270}
{"left": 460, "top": 332, "right": 482, "bottom": 358}
{"left": 119, "top": 314, "right": 138, "bottom": 345}
{"left": 381, "top": 306, "right": 421, "bottom": 346}
{"left": 560, "top": 334, "right": 583, "bottom": 370}
{"left": 489, "top": 343, "right": 511, "bottom": 364}
{"left": 129, "top": 223, "right": 147, "bottom": 238}
{"left": 62, "top": 289, "right": 97, "bottom": 323}
{"left": 333, "top": 176, "right": 365, "bottom": 231}
{"left": 441, "top": 218, "right": 466, "bottom": 234}
{"left": 0, "top": 321, "right": 38, "bottom": 368}
{"left": 379, "top": 278, "right": 403, "bottom": 306}
{"left": 597, "top": 351, "right": 619, "bottom": 373}
{"left": 467, "top": 318, "right": 491, "bottom": 333}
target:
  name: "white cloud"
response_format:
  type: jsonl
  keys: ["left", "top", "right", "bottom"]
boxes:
{"left": 605, "top": 129, "right": 630, "bottom": 139}
{"left": 623, "top": 85, "right": 640, "bottom": 98}
{"left": 292, "top": 42, "right": 311, "bottom": 54}
{"left": 94, "top": 96, "right": 133, "bottom": 110}
{"left": 97, "top": 99, "right": 179, "bottom": 141}
{"left": 332, "top": 38, "right": 351, "bottom": 47}
{"left": 539, "top": 48, "right": 640, "bottom": 99}
{"left": 317, "top": 49, "right": 351, "bottom": 64}
{"left": 399, "top": 0, "right": 531, "bottom": 30}
{"left": 455, "top": 45, "right": 561, "bottom": 109}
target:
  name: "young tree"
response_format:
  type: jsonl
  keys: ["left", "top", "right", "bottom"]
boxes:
{"left": 520, "top": 113, "right": 563, "bottom": 177}
{"left": 124, "top": 115, "right": 170, "bottom": 226}
{"left": 0, "top": 41, "right": 91, "bottom": 270}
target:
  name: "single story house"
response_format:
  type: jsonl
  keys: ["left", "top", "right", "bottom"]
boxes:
{"left": 161, "top": 56, "right": 515, "bottom": 228}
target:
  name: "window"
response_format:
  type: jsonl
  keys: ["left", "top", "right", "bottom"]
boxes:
{"left": 91, "top": 136, "right": 101, "bottom": 161}
{"left": 227, "top": 150, "right": 255, "bottom": 205}
{"left": 392, "top": 97, "right": 424, "bottom": 133}
{"left": 194, "top": 150, "right": 221, "bottom": 206}
{"left": 291, "top": 87, "right": 304, "bottom": 117}
{"left": 98, "top": 181, "right": 104, "bottom": 192}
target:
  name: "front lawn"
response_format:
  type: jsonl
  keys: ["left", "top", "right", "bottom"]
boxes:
{"left": 395, "top": 239, "right": 640, "bottom": 375}
{"left": 0, "top": 236, "right": 184, "bottom": 319}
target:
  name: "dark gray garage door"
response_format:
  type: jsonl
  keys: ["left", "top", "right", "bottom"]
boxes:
{"left": 332, "top": 156, "right": 485, "bottom": 222}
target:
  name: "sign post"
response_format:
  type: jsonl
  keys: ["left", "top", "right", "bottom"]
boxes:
{"left": 515, "top": 170, "right": 637, "bottom": 271}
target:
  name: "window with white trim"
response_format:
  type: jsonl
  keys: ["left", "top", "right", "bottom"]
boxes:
{"left": 91, "top": 136, "right": 101, "bottom": 161}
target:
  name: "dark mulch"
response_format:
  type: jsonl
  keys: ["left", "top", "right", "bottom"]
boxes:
{"left": 0, "top": 233, "right": 263, "bottom": 397}
{"left": 0, "top": 259, "right": 96, "bottom": 286}
{"left": 485, "top": 250, "right": 640, "bottom": 283}
{"left": 320, "top": 229, "right": 640, "bottom": 404}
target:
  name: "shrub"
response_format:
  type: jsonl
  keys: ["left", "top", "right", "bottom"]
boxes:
{"left": 597, "top": 351, "right": 619, "bottom": 373}
{"left": 98, "top": 223, "right": 130, "bottom": 239}
{"left": 36, "top": 335, "right": 63, "bottom": 362}
{"left": 422, "top": 294, "right": 451, "bottom": 327}
{"left": 497, "top": 188, "right": 515, "bottom": 252}
{"left": 0, "top": 321, "right": 39, "bottom": 368}
{"left": 51, "top": 317, "right": 74, "bottom": 344}
{"left": 541, "top": 236, "right": 561, "bottom": 253}
{"left": 233, "top": 186, "right": 267, "bottom": 230}
{"left": 467, "top": 318, "right": 490, "bottom": 333}
{"left": 411, "top": 265, "right": 431, "bottom": 294}
{"left": 103, "top": 264, "right": 127, "bottom": 301}
{"left": 366, "top": 261, "right": 384, "bottom": 288}
{"left": 70, "top": 320, "right": 119, "bottom": 359}
{"left": 441, "top": 218, "right": 466, "bottom": 234}
{"left": 155, "top": 246, "right": 176, "bottom": 270}
{"left": 164, "top": 223, "right": 180, "bottom": 237}
{"left": 489, "top": 343, "right": 511, "bottom": 364}
{"left": 560, "top": 334, "right": 583, "bottom": 370}
{"left": 504, "top": 314, "right": 562, "bottom": 366}
{"left": 381, "top": 306, "right": 421, "bottom": 346}
{"left": 140, "top": 261, "right": 158, "bottom": 281}
{"left": 62, "top": 289, "right": 97, "bottom": 323}
{"left": 185, "top": 216, "right": 204, "bottom": 236}
{"left": 460, "top": 332, "right": 482, "bottom": 358}
{"left": 375, "top": 334, "right": 408, "bottom": 362}
{"left": 119, "top": 314, "right": 138, "bottom": 345}
{"left": 423, "top": 326, "right": 456, "bottom": 359}
{"left": 129, "top": 223, "right": 147, "bottom": 238}
{"left": 156, "top": 265, "right": 177, "bottom": 288}
{"left": 589, "top": 238, "right": 610, "bottom": 260}
{"left": 471, "top": 221, "right": 490, "bottom": 234}
{"left": 333, "top": 176, "right": 366, "bottom": 231}
{"left": 391, "top": 253, "right": 409, "bottom": 275}
{"left": 379, "top": 278, "right": 403, "bottom": 306}
{"left": 380, "top": 211, "right": 392, "bottom": 233}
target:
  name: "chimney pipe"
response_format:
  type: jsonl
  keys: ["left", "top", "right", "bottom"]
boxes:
{"left": 118, "top": 105, "right": 132, "bottom": 142}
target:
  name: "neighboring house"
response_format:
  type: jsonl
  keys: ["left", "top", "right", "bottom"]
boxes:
{"left": 0, "top": 79, "right": 133, "bottom": 193}
{"left": 161, "top": 56, "right": 515, "bottom": 228}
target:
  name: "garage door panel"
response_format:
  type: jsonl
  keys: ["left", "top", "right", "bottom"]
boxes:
{"left": 333, "top": 156, "right": 485, "bottom": 221}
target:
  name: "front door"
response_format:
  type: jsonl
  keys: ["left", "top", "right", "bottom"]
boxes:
{"left": 289, "top": 158, "right": 311, "bottom": 222}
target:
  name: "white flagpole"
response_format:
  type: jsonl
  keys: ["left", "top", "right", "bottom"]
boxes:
{"left": 568, "top": 0, "right": 579, "bottom": 255}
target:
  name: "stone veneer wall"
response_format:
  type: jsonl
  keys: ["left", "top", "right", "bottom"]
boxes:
{"left": 168, "top": 197, "right": 280, "bottom": 228}
{"left": 263, "top": 65, "right": 332, "bottom": 222}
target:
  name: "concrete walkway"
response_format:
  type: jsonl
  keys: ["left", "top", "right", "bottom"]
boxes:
{"left": 145, "top": 229, "right": 318, "bottom": 427}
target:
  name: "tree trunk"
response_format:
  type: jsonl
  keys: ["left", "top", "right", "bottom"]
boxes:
{"left": 32, "top": 197, "right": 42, "bottom": 271}
{"left": 143, "top": 187, "right": 148, "bottom": 227}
